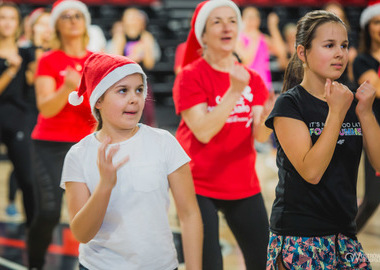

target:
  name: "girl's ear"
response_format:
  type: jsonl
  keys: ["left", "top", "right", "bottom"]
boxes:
{"left": 297, "top": 44, "right": 306, "bottom": 63}
{"left": 95, "top": 99, "right": 102, "bottom": 110}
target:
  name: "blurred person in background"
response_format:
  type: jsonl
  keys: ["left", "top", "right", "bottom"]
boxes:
{"left": 266, "top": 12, "right": 295, "bottom": 72}
{"left": 108, "top": 7, "right": 159, "bottom": 127}
{"left": 26, "top": 1, "right": 95, "bottom": 269}
{"left": 5, "top": 7, "right": 51, "bottom": 218}
{"left": 0, "top": 1, "right": 35, "bottom": 228}
{"left": 353, "top": 0, "right": 380, "bottom": 233}
{"left": 236, "top": 6, "right": 272, "bottom": 91}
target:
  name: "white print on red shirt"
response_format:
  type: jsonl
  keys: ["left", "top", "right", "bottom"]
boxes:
{"left": 208, "top": 86, "right": 254, "bottom": 127}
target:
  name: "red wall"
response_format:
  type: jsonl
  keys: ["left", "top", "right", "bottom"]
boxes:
{"left": 235, "top": 0, "right": 366, "bottom": 7}
{"left": 10, "top": 0, "right": 160, "bottom": 5}
{"left": 10, "top": 0, "right": 367, "bottom": 6}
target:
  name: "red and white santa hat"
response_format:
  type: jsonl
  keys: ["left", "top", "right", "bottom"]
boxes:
{"left": 68, "top": 53, "right": 147, "bottom": 118}
{"left": 50, "top": 0, "right": 91, "bottom": 28}
{"left": 181, "top": 0, "right": 242, "bottom": 67}
{"left": 360, "top": 0, "right": 380, "bottom": 28}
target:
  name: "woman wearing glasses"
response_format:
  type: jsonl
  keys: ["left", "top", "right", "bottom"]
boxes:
{"left": 27, "top": 1, "right": 95, "bottom": 269}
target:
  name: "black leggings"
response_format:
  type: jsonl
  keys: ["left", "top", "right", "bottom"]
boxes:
{"left": 356, "top": 152, "right": 380, "bottom": 232}
{"left": 27, "top": 140, "right": 74, "bottom": 269}
{"left": 0, "top": 104, "right": 34, "bottom": 227}
{"left": 197, "top": 193, "right": 269, "bottom": 270}
{"left": 8, "top": 109, "right": 38, "bottom": 203}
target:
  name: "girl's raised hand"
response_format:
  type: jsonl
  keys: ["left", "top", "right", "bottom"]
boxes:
{"left": 355, "top": 81, "right": 376, "bottom": 117}
{"left": 97, "top": 136, "right": 130, "bottom": 189}
{"left": 325, "top": 79, "right": 353, "bottom": 117}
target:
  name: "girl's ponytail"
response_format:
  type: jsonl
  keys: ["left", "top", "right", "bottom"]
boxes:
{"left": 281, "top": 53, "right": 303, "bottom": 93}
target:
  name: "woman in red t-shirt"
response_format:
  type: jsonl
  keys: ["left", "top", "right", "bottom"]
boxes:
{"left": 172, "top": 1, "right": 274, "bottom": 269}
{"left": 27, "top": 1, "right": 95, "bottom": 269}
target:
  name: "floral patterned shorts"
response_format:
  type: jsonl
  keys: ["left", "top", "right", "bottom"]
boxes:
{"left": 266, "top": 232, "right": 372, "bottom": 270}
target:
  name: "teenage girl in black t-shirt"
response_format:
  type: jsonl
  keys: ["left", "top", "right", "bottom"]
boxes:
{"left": 265, "top": 10, "right": 380, "bottom": 269}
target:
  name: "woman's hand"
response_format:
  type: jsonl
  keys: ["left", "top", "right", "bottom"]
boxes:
{"left": 5, "top": 53, "right": 22, "bottom": 76}
{"left": 355, "top": 81, "right": 376, "bottom": 118}
{"left": 97, "top": 137, "right": 130, "bottom": 189}
{"left": 229, "top": 64, "right": 250, "bottom": 95}
{"left": 325, "top": 79, "right": 353, "bottom": 117}
{"left": 63, "top": 67, "right": 81, "bottom": 90}
{"left": 6, "top": 53, "right": 22, "bottom": 70}
{"left": 267, "top": 12, "right": 280, "bottom": 32}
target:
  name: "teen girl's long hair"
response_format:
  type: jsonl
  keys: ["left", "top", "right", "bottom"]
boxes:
{"left": 282, "top": 10, "right": 346, "bottom": 93}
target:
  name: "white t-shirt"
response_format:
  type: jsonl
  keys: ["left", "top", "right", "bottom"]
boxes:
{"left": 61, "top": 124, "right": 190, "bottom": 270}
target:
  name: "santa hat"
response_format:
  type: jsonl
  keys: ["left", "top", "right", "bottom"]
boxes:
{"left": 182, "top": 0, "right": 242, "bottom": 67}
{"left": 68, "top": 53, "right": 147, "bottom": 118}
{"left": 360, "top": 0, "right": 380, "bottom": 28}
{"left": 50, "top": 0, "right": 91, "bottom": 28}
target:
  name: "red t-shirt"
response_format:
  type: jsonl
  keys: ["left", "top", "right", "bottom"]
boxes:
{"left": 31, "top": 50, "right": 96, "bottom": 142}
{"left": 173, "top": 58, "right": 269, "bottom": 199}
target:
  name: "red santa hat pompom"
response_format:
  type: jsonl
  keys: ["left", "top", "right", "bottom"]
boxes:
{"left": 68, "top": 53, "right": 147, "bottom": 118}
{"left": 360, "top": 0, "right": 380, "bottom": 28}
{"left": 50, "top": 0, "right": 91, "bottom": 29}
{"left": 181, "top": 0, "right": 242, "bottom": 67}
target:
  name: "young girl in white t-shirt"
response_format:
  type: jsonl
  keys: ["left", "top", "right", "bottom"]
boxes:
{"left": 61, "top": 52, "right": 203, "bottom": 270}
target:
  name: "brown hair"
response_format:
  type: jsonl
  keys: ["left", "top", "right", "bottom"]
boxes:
{"left": 358, "top": 23, "right": 371, "bottom": 55}
{"left": 282, "top": 10, "right": 346, "bottom": 93}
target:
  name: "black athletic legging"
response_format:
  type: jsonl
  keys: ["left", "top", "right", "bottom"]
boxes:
{"left": 355, "top": 152, "right": 380, "bottom": 232}
{"left": 0, "top": 104, "right": 34, "bottom": 227}
{"left": 27, "top": 140, "right": 74, "bottom": 269}
{"left": 197, "top": 193, "right": 269, "bottom": 270}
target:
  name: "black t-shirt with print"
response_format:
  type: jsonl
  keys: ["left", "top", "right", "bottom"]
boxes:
{"left": 353, "top": 53, "right": 380, "bottom": 122}
{"left": 265, "top": 85, "right": 362, "bottom": 238}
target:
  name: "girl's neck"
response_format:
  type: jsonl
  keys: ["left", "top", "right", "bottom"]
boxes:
{"left": 61, "top": 38, "right": 86, "bottom": 57}
{"left": 96, "top": 125, "right": 140, "bottom": 144}
{"left": 203, "top": 52, "right": 236, "bottom": 72}
{"left": 300, "top": 72, "right": 327, "bottom": 101}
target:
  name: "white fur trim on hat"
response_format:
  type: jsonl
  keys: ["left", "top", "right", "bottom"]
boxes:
{"left": 360, "top": 3, "right": 380, "bottom": 28}
{"left": 89, "top": 64, "right": 148, "bottom": 117}
{"left": 194, "top": 0, "right": 242, "bottom": 47}
{"left": 50, "top": 0, "right": 91, "bottom": 29}
{"left": 68, "top": 91, "right": 84, "bottom": 105}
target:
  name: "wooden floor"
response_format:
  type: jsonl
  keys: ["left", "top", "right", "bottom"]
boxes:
{"left": 1, "top": 142, "right": 380, "bottom": 270}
